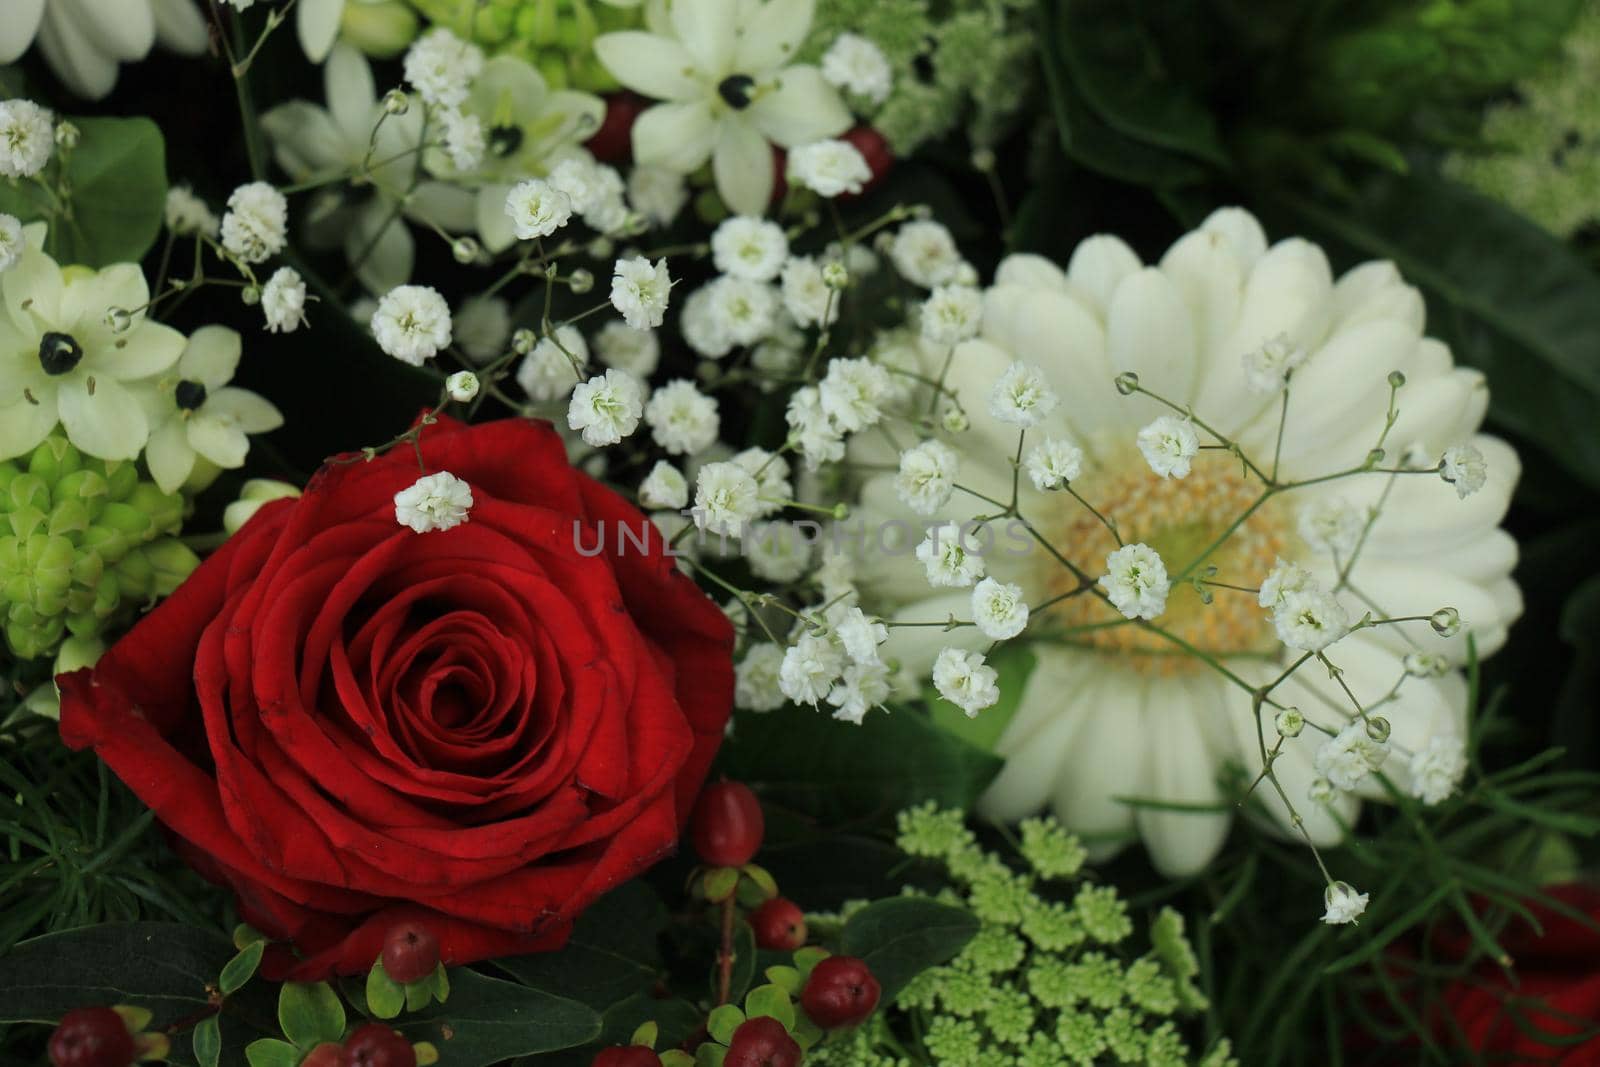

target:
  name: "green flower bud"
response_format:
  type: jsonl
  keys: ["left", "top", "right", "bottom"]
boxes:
{"left": 99, "top": 502, "right": 154, "bottom": 539}
{"left": 27, "top": 435, "right": 82, "bottom": 483}
{"left": 114, "top": 547, "right": 155, "bottom": 600}
{"left": 9, "top": 473, "right": 51, "bottom": 514}
{"left": 143, "top": 539, "right": 201, "bottom": 597}
{"left": 101, "top": 460, "right": 138, "bottom": 502}
{"left": 224, "top": 479, "right": 302, "bottom": 535}
{"left": 54, "top": 469, "right": 110, "bottom": 511}
{"left": 48, "top": 498, "right": 91, "bottom": 537}
{"left": 126, "top": 483, "right": 184, "bottom": 534}
{"left": 8, "top": 505, "right": 46, "bottom": 540}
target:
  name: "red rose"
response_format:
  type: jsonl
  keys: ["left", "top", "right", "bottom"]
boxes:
{"left": 59, "top": 418, "right": 733, "bottom": 979}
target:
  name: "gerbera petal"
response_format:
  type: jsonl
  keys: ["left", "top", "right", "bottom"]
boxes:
{"left": 56, "top": 377, "right": 147, "bottom": 460}
{"left": 0, "top": 0, "right": 45, "bottom": 63}
{"left": 980, "top": 649, "right": 1097, "bottom": 820}
{"left": 980, "top": 285, "right": 1118, "bottom": 444}
{"left": 993, "top": 253, "right": 1070, "bottom": 291}
{"left": 593, "top": 32, "right": 704, "bottom": 101}
{"left": 1105, "top": 267, "right": 1200, "bottom": 413}
{"left": 631, "top": 100, "right": 716, "bottom": 174}
{"left": 1136, "top": 678, "right": 1231, "bottom": 877}
{"left": 1048, "top": 671, "right": 1145, "bottom": 858}
{"left": 747, "top": 65, "right": 851, "bottom": 148}
{"left": 669, "top": 0, "right": 738, "bottom": 77}
{"left": 1065, "top": 234, "right": 1141, "bottom": 316}
{"left": 151, "top": 0, "right": 209, "bottom": 55}
{"left": 1199, "top": 206, "right": 1269, "bottom": 269}
{"left": 735, "top": 0, "right": 813, "bottom": 73}
{"left": 36, "top": 3, "right": 120, "bottom": 100}
{"left": 712, "top": 117, "right": 774, "bottom": 217}
{"left": 59, "top": 0, "right": 154, "bottom": 61}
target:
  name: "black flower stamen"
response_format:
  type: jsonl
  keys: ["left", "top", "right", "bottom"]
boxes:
{"left": 38, "top": 331, "right": 83, "bottom": 376}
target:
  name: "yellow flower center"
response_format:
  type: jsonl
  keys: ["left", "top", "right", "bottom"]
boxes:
{"left": 1031, "top": 446, "right": 1293, "bottom": 674}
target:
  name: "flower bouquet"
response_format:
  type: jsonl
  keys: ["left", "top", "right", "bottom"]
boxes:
{"left": 2, "top": 0, "right": 1599, "bottom": 1064}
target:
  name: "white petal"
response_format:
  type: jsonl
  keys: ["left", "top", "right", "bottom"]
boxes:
{"left": 1159, "top": 228, "right": 1243, "bottom": 373}
{"left": 631, "top": 100, "right": 716, "bottom": 173}
{"left": 59, "top": 0, "right": 154, "bottom": 61}
{"left": 345, "top": 201, "right": 415, "bottom": 295}
{"left": 712, "top": 117, "right": 774, "bottom": 217}
{"left": 0, "top": 0, "right": 45, "bottom": 63}
{"left": 4, "top": 245, "right": 63, "bottom": 328}
{"left": 1264, "top": 319, "right": 1421, "bottom": 463}
{"left": 205, "top": 387, "right": 284, "bottom": 434}
{"left": 1332, "top": 260, "right": 1425, "bottom": 334}
{"left": 151, "top": 0, "right": 209, "bottom": 55}
{"left": 325, "top": 43, "right": 378, "bottom": 145}
{"left": 298, "top": 0, "right": 345, "bottom": 63}
{"left": 1065, "top": 234, "right": 1141, "bottom": 315}
{"left": 37, "top": 4, "right": 121, "bottom": 100}
{"left": 1199, "top": 206, "right": 1268, "bottom": 269}
{"left": 979, "top": 288, "right": 1111, "bottom": 443}
{"left": 186, "top": 414, "right": 250, "bottom": 469}
{"left": 144, "top": 416, "right": 195, "bottom": 494}
{"left": 749, "top": 65, "right": 852, "bottom": 147}
{"left": 1049, "top": 671, "right": 1146, "bottom": 856}
{"left": 1105, "top": 268, "right": 1199, "bottom": 411}
{"left": 0, "top": 392, "right": 60, "bottom": 461}
{"left": 179, "top": 325, "right": 243, "bottom": 389}
{"left": 56, "top": 377, "right": 147, "bottom": 460}
{"left": 475, "top": 185, "right": 518, "bottom": 253}
{"left": 1136, "top": 677, "right": 1232, "bottom": 876}
{"left": 593, "top": 31, "right": 703, "bottom": 101}
{"left": 735, "top": 0, "right": 813, "bottom": 73}
{"left": 670, "top": 0, "right": 738, "bottom": 76}
{"left": 86, "top": 321, "right": 187, "bottom": 382}
{"left": 881, "top": 591, "right": 989, "bottom": 675}
{"left": 993, "top": 253, "right": 1069, "bottom": 292}
{"left": 261, "top": 101, "right": 356, "bottom": 179}
{"left": 980, "top": 649, "right": 1097, "bottom": 820}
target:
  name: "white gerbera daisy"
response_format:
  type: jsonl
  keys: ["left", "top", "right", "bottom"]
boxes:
{"left": 594, "top": 0, "right": 851, "bottom": 216}
{"left": 858, "top": 207, "right": 1522, "bottom": 877}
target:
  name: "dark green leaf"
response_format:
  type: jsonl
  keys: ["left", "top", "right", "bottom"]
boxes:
{"left": 840, "top": 898, "right": 980, "bottom": 1005}
{"left": 0, "top": 922, "right": 231, "bottom": 1025}
{"left": 720, "top": 709, "right": 1001, "bottom": 824}
{"left": 277, "top": 982, "right": 345, "bottom": 1049}
{"left": 0, "top": 117, "right": 167, "bottom": 267}
{"left": 1266, "top": 171, "right": 1600, "bottom": 490}
{"left": 493, "top": 881, "right": 665, "bottom": 1010}
{"left": 393, "top": 967, "right": 600, "bottom": 1066}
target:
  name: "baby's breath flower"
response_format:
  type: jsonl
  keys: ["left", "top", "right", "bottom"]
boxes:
{"left": 567, "top": 368, "right": 645, "bottom": 446}
{"left": 221, "top": 181, "right": 288, "bottom": 264}
{"left": 164, "top": 186, "right": 219, "bottom": 237}
{"left": 827, "top": 659, "right": 891, "bottom": 723}
{"left": 1137, "top": 415, "right": 1200, "bottom": 479}
{"left": 1272, "top": 588, "right": 1349, "bottom": 651}
{"left": 972, "top": 577, "right": 1028, "bottom": 640}
{"left": 1408, "top": 735, "right": 1467, "bottom": 805}
{"left": 0, "top": 213, "right": 24, "bottom": 274}
{"left": 989, "top": 361, "right": 1058, "bottom": 427}
{"left": 628, "top": 165, "right": 687, "bottom": 227}
{"left": 788, "top": 138, "right": 872, "bottom": 198}
{"left": 517, "top": 325, "right": 589, "bottom": 402}
{"left": 1257, "top": 556, "right": 1315, "bottom": 610}
{"left": 371, "top": 284, "right": 451, "bottom": 365}
{"left": 1241, "top": 332, "right": 1307, "bottom": 393}
{"left": 895, "top": 438, "right": 959, "bottom": 516}
{"left": 693, "top": 460, "right": 760, "bottom": 536}
{"left": 1099, "top": 542, "right": 1169, "bottom": 620}
{"left": 445, "top": 371, "right": 479, "bottom": 403}
{"left": 703, "top": 275, "right": 778, "bottom": 347}
{"left": 735, "top": 643, "right": 788, "bottom": 711}
{"left": 1314, "top": 719, "right": 1390, "bottom": 791}
{"left": 505, "top": 179, "right": 572, "bottom": 240}
{"left": 780, "top": 256, "right": 838, "bottom": 328}
{"left": 394, "top": 472, "right": 473, "bottom": 533}
{"left": 748, "top": 522, "right": 813, "bottom": 583}
{"left": 780, "top": 630, "right": 846, "bottom": 705}
{"left": 712, "top": 216, "right": 789, "bottom": 281}
{"left": 1298, "top": 496, "right": 1365, "bottom": 557}
{"left": 1440, "top": 443, "right": 1488, "bottom": 498}
{"left": 920, "top": 284, "right": 983, "bottom": 345}
{"left": 889, "top": 219, "right": 963, "bottom": 287}
{"left": 835, "top": 606, "right": 888, "bottom": 665}
{"left": 820, "top": 357, "right": 895, "bottom": 433}
{"left": 260, "top": 267, "right": 308, "bottom": 333}
{"left": 932, "top": 647, "right": 999, "bottom": 716}
{"left": 403, "top": 27, "right": 484, "bottom": 107}
{"left": 1025, "top": 436, "right": 1083, "bottom": 490}
{"left": 610, "top": 256, "right": 671, "bottom": 330}
{"left": 822, "top": 33, "right": 894, "bottom": 104}
{"left": 439, "top": 107, "right": 485, "bottom": 170}
{"left": 594, "top": 321, "right": 659, "bottom": 377}
{"left": 786, "top": 386, "right": 846, "bottom": 468}
{"left": 917, "top": 523, "right": 987, "bottom": 587}
{"left": 0, "top": 99, "right": 54, "bottom": 178}
{"left": 1321, "top": 881, "right": 1369, "bottom": 924}
{"left": 638, "top": 460, "right": 688, "bottom": 510}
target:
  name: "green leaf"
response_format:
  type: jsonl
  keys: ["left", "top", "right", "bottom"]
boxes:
{"left": 743, "top": 984, "right": 794, "bottom": 1030}
{"left": 219, "top": 941, "right": 266, "bottom": 997}
{"left": 277, "top": 982, "right": 346, "bottom": 1050}
{"left": 706, "top": 1004, "right": 745, "bottom": 1045}
{"left": 0, "top": 922, "right": 233, "bottom": 1026}
{"left": 493, "top": 881, "right": 666, "bottom": 1010}
{"left": 244, "top": 1038, "right": 301, "bottom": 1067}
{"left": 927, "top": 643, "right": 1035, "bottom": 752}
{"left": 1265, "top": 170, "right": 1600, "bottom": 490}
{"left": 192, "top": 1016, "right": 221, "bottom": 1067}
{"left": 719, "top": 709, "right": 1001, "bottom": 824}
{"left": 1036, "top": 0, "right": 1209, "bottom": 188}
{"left": 0, "top": 116, "right": 167, "bottom": 267}
{"left": 1053, "top": 0, "right": 1229, "bottom": 167}
{"left": 366, "top": 961, "right": 405, "bottom": 1021}
{"left": 840, "top": 898, "right": 980, "bottom": 1005}
{"left": 392, "top": 967, "right": 600, "bottom": 1066}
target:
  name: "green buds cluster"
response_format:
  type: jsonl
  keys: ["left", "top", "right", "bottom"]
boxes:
{"left": 409, "top": 0, "right": 642, "bottom": 90}
{"left": 0, "top": 434, "right": 198, "bottom": 660}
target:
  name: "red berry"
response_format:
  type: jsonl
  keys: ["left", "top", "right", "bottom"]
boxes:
{"left": 689, "top": 781, "right": 764, "bottom": 868}
{"left": 801, "top": 956, "right": 881, "bottom": 1029}
{"left": 723, "top": 1016, "right": 801, "bottom": 1067}
{"left": 839, "top": 127, "right": 893, "bottom": 196}
{"left": 586, "top": 92, "right": 649, "bottom": 163}
{"left": 301, "top": 1043, "right": 343, "bottom": 1067}
{"left": 48, "top": 1007, "right": 135, "bottom": 1067}
{"left": 339, "top": 1023, "right": 416, "bottom": 1067}
{"left": 590, "top": 1047, "right": 663, "bottom": 1067}
{"left": 381, "top": 921, "right": 440, "bottom": 984}
{"left": 749, "top": 898, "right": 807, "bottom": 951}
